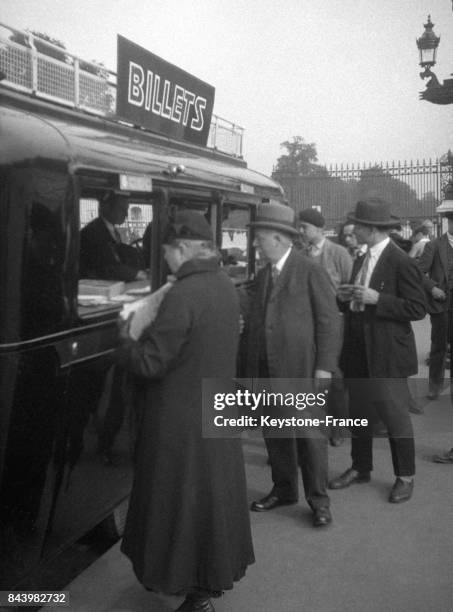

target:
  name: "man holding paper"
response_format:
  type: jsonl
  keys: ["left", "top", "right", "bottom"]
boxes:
{"left": 115, "top": 211, "right": 254, "bottom": 612}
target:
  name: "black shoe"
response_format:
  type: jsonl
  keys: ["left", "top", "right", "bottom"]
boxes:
{"left": 312, "top": 506, "right": 332, "bottom": 527}
{"left": 427, "top": 391, "right": 439, "bottom": 401}
{"left": 250, "top": 492, "right": 297, "bottom": 512}
{"left": 389, "top": 478, "right": 414, "bottom": 503}
{"left": 433, "top": 448, "right": 453, "bottom": 463}
{"left": 176, "top": 595, "right": 214, "bottom": 611}
{"left": 329, "top": 436, "right": 344, "bottom": 447}
{"left": 409, "top": 402, "right": 424, "bottom": 414}
{"left": 328, "top": 468, "right": 371, "bottom": 489}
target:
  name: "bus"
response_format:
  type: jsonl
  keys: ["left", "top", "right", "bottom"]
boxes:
{"left": 0, "top": 24, "right": 284, "bottom": 589}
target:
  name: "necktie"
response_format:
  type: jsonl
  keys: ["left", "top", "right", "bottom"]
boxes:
{"left": 271, "top": 264, "right": 279, "bottom": 283}
{"left": 351, "top": 252, "right": 370, "bottom": 312}
{"left": 358, "top": 252, "right": 371, "bottom": 285}
{"left": 114, "top": 227, "right": 122, "bottom": 244}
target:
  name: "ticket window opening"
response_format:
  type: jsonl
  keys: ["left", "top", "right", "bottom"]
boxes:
{"left": 220, "top": 204, "right": 251, "bottom": 283}
{"left": 78, "top": 196, "right": 154, "bottom": 315}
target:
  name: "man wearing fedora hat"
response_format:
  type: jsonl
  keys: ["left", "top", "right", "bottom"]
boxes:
{"left": 242, "top": 201, "right": 340, "bottom": 527}
{"left": 329, "top": 198, "right": 426, "bottom": 503}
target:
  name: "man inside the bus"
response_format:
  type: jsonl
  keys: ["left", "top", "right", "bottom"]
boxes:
{"left": 79, "top": 191, "right": 147, "bottom": 282}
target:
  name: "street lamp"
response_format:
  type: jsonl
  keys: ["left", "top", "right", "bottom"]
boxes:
{"left": 417, "top": 13, "right": 453, "bottom": 104}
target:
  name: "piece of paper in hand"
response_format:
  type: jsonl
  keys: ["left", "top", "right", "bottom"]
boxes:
{"left": 120, "top": 281, "right": 174, "bottom": 340}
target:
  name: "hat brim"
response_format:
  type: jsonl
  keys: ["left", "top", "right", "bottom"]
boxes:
{"left": 346, "top": 212, "right": 401, "bottom": 228}
{"left": 248, "top": 220, "right": 300, "bottom": 237}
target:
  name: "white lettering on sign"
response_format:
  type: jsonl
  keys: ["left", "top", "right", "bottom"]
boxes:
{"left": 127, "top": 61, "right": 208, "bottom": 132}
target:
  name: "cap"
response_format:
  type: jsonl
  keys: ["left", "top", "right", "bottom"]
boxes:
{"left": 163, "top": 210, "right": 213, "bottom": 243}
{"left": 298, "top": 208, "right": 325, "bottom": 228}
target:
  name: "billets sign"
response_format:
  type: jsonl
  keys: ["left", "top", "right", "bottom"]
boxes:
{"left": 117, "top": 35, "right": 215, "bottom": 147}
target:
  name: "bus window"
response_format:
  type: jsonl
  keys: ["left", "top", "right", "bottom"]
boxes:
{"left": 221, "top": 205, "right": 250, "bottom": 283}
{"left": 78, "top": 193, "right": 153, "bottom": 316}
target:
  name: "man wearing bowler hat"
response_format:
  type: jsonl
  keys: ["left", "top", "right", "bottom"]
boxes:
{"left": 243, "top": 201, "right": 340, "bottom": 527}
{"left": 329, "top": 198, "right": 426, "bottom": 503}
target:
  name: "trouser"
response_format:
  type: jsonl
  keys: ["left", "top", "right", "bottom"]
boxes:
{"left": 346, "top": 312, "right": 415, "bottom": 477}
{"left": 264, "top": 434, "right": 330, "bottom": 509}
{"left": 429, "top": 310, "right": 452, "bottom": 393}
{"left": 326, "top": 371, "right": 348, "bottom": 437}
{"left": 348, "top": 378, "right": 415, "bottom": 476}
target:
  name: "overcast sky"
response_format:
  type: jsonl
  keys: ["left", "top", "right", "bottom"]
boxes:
{"left": 1, "top": 0, "right": 452, "bottom": 175}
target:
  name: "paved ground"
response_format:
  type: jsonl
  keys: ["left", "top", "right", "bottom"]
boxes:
{"left": 59, "top": 317, "right": 453, "bottom": 612}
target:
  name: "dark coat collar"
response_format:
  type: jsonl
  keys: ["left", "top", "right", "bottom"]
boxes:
{"left": 176, "top": 257, "right": 219, "bottom": 280}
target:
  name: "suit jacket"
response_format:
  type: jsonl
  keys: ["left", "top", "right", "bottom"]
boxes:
{"left": 79, "top": 217, "right": 142, "bottom": 282}
{"left": 317, "top": 239, "right": 353, "bottom": 293}
{"left": 340, "top": 240, "right": 426, "bottom": 379}
{"left": 243, "top": 249, "right": 341, "bottom": 378}
{"left": 418, "top": 234, "right": 451, "bottom": 314}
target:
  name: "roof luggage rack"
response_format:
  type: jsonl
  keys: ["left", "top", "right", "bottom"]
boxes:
{"left": 0, "top": 22, "right": 244, "bottom": 158}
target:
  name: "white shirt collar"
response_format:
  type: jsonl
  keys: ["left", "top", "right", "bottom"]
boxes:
{"left": 274, "top": 246, "right": 292, "bottom": 272}
{"left": 368, "top": 236, "right": 390, "bottom": 259}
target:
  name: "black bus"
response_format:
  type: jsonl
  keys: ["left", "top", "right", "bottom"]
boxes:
{"left": 0, "top": 28, "right": 284, "bottom": 590}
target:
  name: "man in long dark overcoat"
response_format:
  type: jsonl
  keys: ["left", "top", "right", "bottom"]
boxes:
{"left": 329, "top": 198, "right": 426, "bottom": 503}
{"left": 115, "top": 211, "right": 254, "bottom": 612}
{"left": 243, "top": 202, "right": 341, "bottom": 528}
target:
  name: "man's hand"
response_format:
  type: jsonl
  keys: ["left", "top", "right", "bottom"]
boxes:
{"left": 314, "top": 369, "right": 332, "bottom": 393}
{"left": 337, "top": 284, "right": 354, "bottom": 302}
{"left": 352, "top": 285, "right": 379, "bottom": 305}
{"left": 118, "top": 313, "right": 133, "bottom": 341}
{"left": 135, "top": 270, "right": 148, "bottom": 281}
{"left": 432, "top": 287, "right": 446, "bottom": 301}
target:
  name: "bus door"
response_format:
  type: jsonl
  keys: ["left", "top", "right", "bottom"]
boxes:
{"left": 41, "top": 177, "right": 160, "bottom": 558}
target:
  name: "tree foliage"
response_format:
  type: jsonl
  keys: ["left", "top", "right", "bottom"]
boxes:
{"left": 272, "top": 136, "right": 328, "bottom": 180}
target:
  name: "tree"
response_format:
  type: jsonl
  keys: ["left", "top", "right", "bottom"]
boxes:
{"left": 272, "top": 136, "right": 328, "bottom": 180}
{"left": 356, "top": 166, "right": 422, "bottom": 219}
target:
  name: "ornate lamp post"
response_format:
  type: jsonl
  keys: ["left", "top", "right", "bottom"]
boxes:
{"left": 417, "top": 13, "right": 453, "bottom": 104}
{"left": 436, "top": 151, "right": 453, "bottom": 225}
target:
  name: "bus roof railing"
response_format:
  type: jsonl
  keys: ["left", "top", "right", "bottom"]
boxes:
{"left": 0, "top": 22, "right": 244, "bottom": 158}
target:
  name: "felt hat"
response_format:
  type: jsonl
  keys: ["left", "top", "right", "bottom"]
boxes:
{"left": 248, "top": 202, "right": 299, "bottom": 236}
{"left": 347, "top": 198, "right": 401, "bottom": 228}
{"left": 164, "top": 210, "right": 213, "bottom": 243}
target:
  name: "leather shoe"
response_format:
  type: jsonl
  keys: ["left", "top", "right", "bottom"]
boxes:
{"left": 329, "top": 436, "right": 344, "bottom": 447}
{"left": 250, "top": 493, "right": 297, "bottom": 512}
{"left": 426, "top": 391, "right": 439, "bottom": 401}
{"left": 312, "top": 506, "right": 332, "bottom": 527}
{"left": 433, "top": 448, "right": 453, "bottom": 463}
{"left": 328, "top": 468, "right": 370, "bottom": 489}
{"left": 176, "top": 596, "right": 214, "bottom": 611}
{"left": 388, "top": 478, "right": 414, "bottom": 503}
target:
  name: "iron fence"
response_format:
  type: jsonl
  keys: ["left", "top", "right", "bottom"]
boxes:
{"left": 276, "top": 156, "right": 453, "bottom": 234}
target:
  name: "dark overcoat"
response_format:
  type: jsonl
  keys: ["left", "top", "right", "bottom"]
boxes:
{"left": 418, "top": 234, "right": 451, "bottom": 314}
{"left": 243, "top": 249, "right": 340, "bottom": 378}
{"left": 341, "top": 240, "right": 426, "bottom": 379}
{"left": 115, "top": 257, "right": 254, "bottom": 595}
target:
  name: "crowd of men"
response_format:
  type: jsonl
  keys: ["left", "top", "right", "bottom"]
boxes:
{"left": 80, "top": 193, "right": 453, "bottom": 611}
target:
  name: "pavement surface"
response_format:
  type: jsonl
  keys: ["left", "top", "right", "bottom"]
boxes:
{"left": 58, "top": 317, "right": 453, "bottom": 612}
